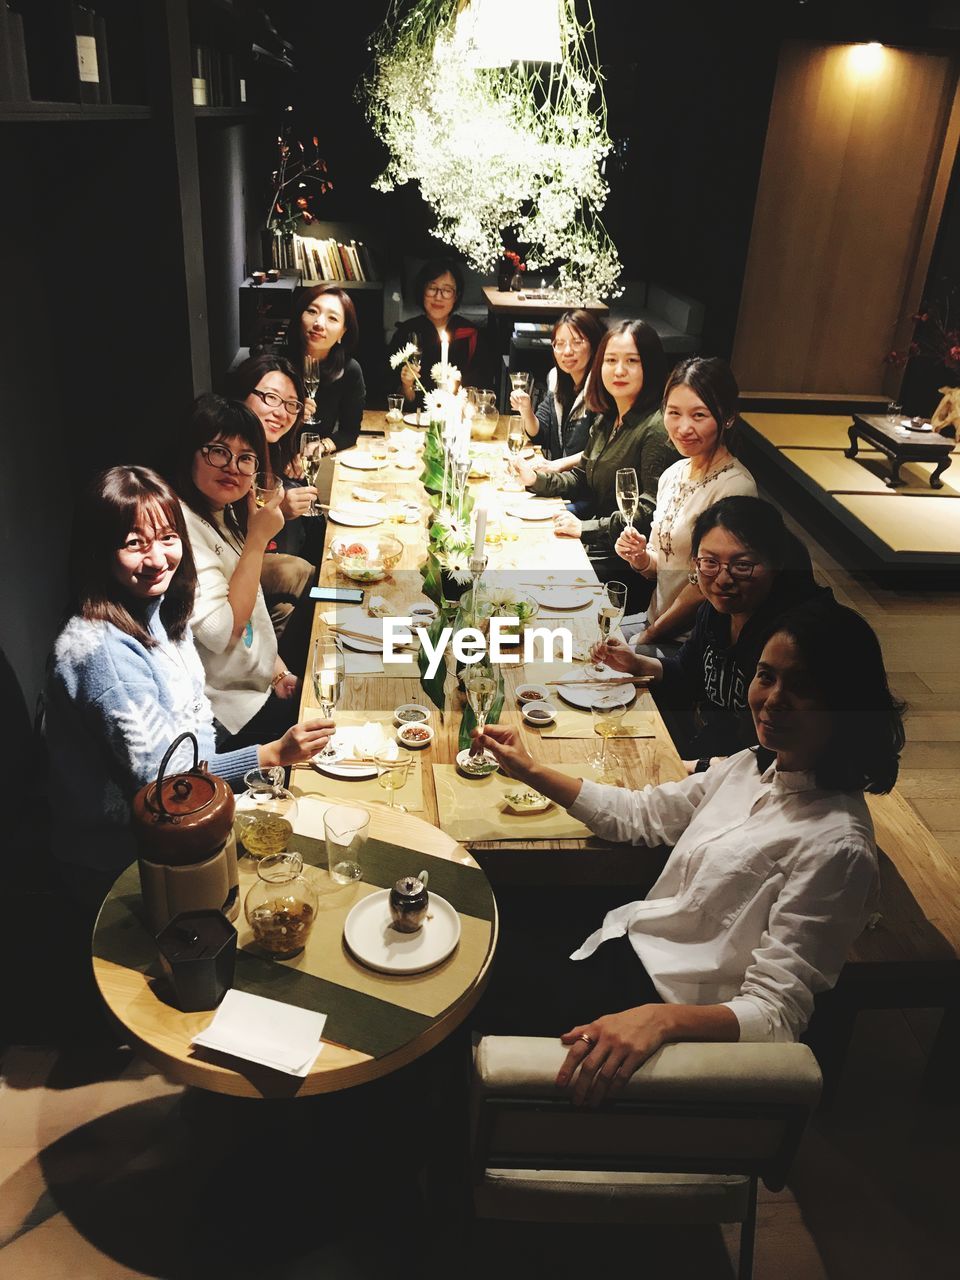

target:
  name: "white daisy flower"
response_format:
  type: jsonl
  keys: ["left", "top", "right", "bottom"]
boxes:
{"left": 390, "top": 341, "right": 419, "bottom": 370}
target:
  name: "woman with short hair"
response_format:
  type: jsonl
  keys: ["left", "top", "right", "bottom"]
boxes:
{"left": 388, "top": 257, "right": 483, "bottom": 404}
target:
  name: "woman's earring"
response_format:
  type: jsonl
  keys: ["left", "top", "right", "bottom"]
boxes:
{"left": 688, "top": 570, "right": 699, "bottom": 585}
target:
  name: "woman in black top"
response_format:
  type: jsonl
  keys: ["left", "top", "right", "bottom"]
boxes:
{"left": 388, "top": 257, "right": 482, "bottom": 405}
{"left": 510, "top": 309, "right": 606, "bottom": 464}
{"left": 284, "top": 284, "right": 365, "bottom": 456}
{"left": 594, "top": 497, "right": 830, "bottom": 767}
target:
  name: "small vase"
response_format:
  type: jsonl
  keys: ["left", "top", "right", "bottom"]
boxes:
{"left": 510, "top": 271, "right": 524, "bottom": 292}
{"left": 497, "top": 260, "right": 513, "bottom": 292}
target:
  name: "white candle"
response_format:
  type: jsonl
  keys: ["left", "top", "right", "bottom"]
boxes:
{"left": 474, "top": 506, "right": 487, "bottom": 550}
{"left": 440, "top": 330, "right": 449, "bottom": 373}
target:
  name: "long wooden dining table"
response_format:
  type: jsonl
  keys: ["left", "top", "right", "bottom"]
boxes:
{"left": 294, "top": 411, "right": 687, "bottom": 883}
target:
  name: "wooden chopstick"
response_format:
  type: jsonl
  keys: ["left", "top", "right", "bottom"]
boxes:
{"left": 327, "top": 625, "right": 416, "bottom": 648}
{"left": 546, "top": 676, "right": 653, "bottom": 688}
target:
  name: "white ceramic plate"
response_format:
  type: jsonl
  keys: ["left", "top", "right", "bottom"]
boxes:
{"left": 343, "top": 890, "right": 461, "bottom": 974}
{"left": 503, "top": 789, "right": 552, "bottom": 814}
{"left": 394, "top": 452, "right": 418, "bottom": 469}
{"left": 402, "top": 412, "right": 427, "bottom": 427}
{"left": 315, "top": 760, "right": 379, "bottom": 779}
{"left": 339, "top": 453, "right": 387, "bottom": 470}
{"left": 327, "top": 506, "right": 386, "bottom": 527}
{"left": 505, "top": 504, "right": 558, "bottom": 521}
{"left": 556, "top": 680, "right": 637, "bottom": 711}
{"left": 530, "top": 586, "right": 594, "bottom": 610}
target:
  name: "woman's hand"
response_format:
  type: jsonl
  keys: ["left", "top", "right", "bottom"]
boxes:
{"left": 511, "top": 455, "right": 538, "bottom": 487}
{"left": 399, "top": 364, "right": 417, "bottom": 399}
{"left": 590, "top": 636, "right": 642, "bottom": 674}
{"left": 260, "top": 717, "right": 336, "bottom": 768}
{"left": 471, "top": 723, "right": 537, "bottom": 782}
{"left": 556, "top": 1005, "right": 674, "bottom": 1106}
{"left": 553, "top": 512, "right": 582, "bottom": 539}
{"left": 245, "top": 491, "right": 285, "bottom": 545}
{"left": 615, "top": 526, "right": 649, "bottom": 570}
{"left": 509, "top": 388, "right": 532, "bottom": 414}
{"left": 532, "top": 456, "right": 559, "bottom": 473}
{"left": 280, "top": 486, "right": 318, "bottom": 521}
{"left": 304, "top": 396, "right": 317, "bottom": 422}
{"left": 272, "top": 670, "right": 299, "bottom": 700}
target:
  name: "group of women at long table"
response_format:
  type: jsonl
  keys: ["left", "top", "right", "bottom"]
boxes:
{"left": 41, "top": 262, "right": 906, "bottom": 1100}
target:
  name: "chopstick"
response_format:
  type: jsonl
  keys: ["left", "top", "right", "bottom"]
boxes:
{"left": 327, "top": 625, "right": 416, "bottom": 648}
{"left": 546, "top": 676, "right": 653, "bottom": 688}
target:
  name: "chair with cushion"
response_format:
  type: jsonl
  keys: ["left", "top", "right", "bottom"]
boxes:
{"left": 472, "top": 1036, "right": 822, "bottom": 1280}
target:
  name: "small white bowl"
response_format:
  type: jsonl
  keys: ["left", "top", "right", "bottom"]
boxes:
{"left": 409, "top": 602, "right": 439, "bottom": 625}
{"left": 393, "top": 702, "right": 432, "bottom": 728}
{"left": 397, "top": 722, "right": 434, "bottom": 750}
{"left": 521, "top": 700, "right": 557, "bottom": 727}
{"left": 516, "top": 682, "right": 550, "bottom": 705}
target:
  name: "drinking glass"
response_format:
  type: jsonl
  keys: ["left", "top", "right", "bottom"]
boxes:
{"left": 506, "top": 416, "right": 525, "bottom": 457}
{"left": 591, "top": 690, "right": 627, "bottom": 768}
{"left": 253, "top": 474, "right": 283, "bottom": 509}
{"left": 299, "top": 431, "right": 323, "bottom": 514}
{"left": 368, "top": 433, "right": 389, "bottom": 465}
{"left": 463, "top": 659, "right": 498, "bottom": 774}
{"left": 376, "top": 756, "right": 412, "bottom": 811}
{"left": 311, "top": 637, "right": 344, "bottom": 761}
{"left": 303, "top": 357, "right": 321, "bottom": 424}
{"left": 886, "top": 401, "right": 903, "bottom": 424}
{"left": 615, "top": 467, "right": 640, "bottom": 529}
{"left": 509, "top": 370, "right": 531, "bottom": 396}
{"left": 592, "top": 580, "right": 627, "bottom": 673}
{"left": 323, "top": 804, "right": 369, "bottom": 884}
{"left": 386, "top": 393, "right": 404, "bottom": 425}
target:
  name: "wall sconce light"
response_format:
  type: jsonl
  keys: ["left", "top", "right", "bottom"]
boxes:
{"left": 848, "top": 42, "right": 886, "bottom": 76}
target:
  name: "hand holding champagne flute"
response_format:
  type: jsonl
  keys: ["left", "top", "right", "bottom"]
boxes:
{"left": 592, "top": 580, "right": 627, "bottom": 673}
{"left": 615, "top": 467, "right": 640, "bottom": 529}
{"left": 299, "top": 431, "right": 323, "bottom": 514}
{"left": 464, "top": 659, "right": 498, "bottom": 771}
{"left": 311, "top": 637, "right": 344, "bottom": 761}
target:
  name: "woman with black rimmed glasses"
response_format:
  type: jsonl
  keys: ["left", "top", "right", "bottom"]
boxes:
{"left": 166, "top": 394, "right": 309, "bottom": 753}
{"left": 594, "top": 496, "right": 831, "bottom": 770}
{"left": 387, "top": 257, "right": 483, "bottom": 406}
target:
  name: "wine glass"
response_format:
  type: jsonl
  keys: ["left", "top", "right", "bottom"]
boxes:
{"left": 509, "top": 370, "right": 530, "bottom": 397}
{"left": 253, "top": 473, "right": 283, "bottom": 509}
{"left": 376, "top": 755, "right": 412, "bottom": 811}
{"left": 303, "top": 357, "right": 321, "bottom": 424}
{"left": 506, "top": 415, "right": 525, "bottom": 457}
{"left": 299, "top": 431, "right": 323, "bottom": 514}
{"left": 386, "top": 393, "right": 404, "bottom": 450}
{"left": 591, "top": 690, "right": 627, "bottom": 769}
{"left": 311, "top": 637, "right": 344, "bottom": 762}
{"left": 615, "top": 467, "right": 640, "bottom": 529}
{"left": 463, "top": 659, "right": 498, "bottom": 774}
{"left": 592, "top": 580, "right": 627, "bottom": 674}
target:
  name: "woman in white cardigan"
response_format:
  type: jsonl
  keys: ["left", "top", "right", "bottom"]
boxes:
{"left": 473, "top": 599, "right": 904, "bottom": 1105}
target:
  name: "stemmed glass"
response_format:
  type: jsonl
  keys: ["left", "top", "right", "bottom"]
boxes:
{"left": 303, "top": 357, "right": 321, "bottom": 425}
{"left": 253, "top": 473, "right": 283, "bottom": 509}
{"left": 376, "top": 756, "right": 412, "bottom": 811}
{"left": 311, "top": 636, "right": 344, "bottom": 762}
{"left": 463, "top": 658, "right": 498, "bottom": 774}
{"left": 592, "top": 580, "right": 627, "bottom": 674}
{"left": 591, "top": 690, "right": 627, "bottom": 770}
{"left": 615, "top": 467, "right": 640, "bottom": 529}
{"left": 299, "top": 431, "right": 323, "bottom": 515}
{"left": 509, "top": 371, "right": 530, "bottom": 397}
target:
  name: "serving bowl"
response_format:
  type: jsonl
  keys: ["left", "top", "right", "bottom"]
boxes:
{"left": 396, "top": 722, "right": 434, "bottom": 750}
{"left": 330, "top": 534, "right": 404, "bottom": 583}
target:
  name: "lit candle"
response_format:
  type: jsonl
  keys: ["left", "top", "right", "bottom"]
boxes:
{"left": 440, "top": 330, "right": 449, "bottom": 374}
{"left": 474, "top": 505, "right": 487, "bottom": 550}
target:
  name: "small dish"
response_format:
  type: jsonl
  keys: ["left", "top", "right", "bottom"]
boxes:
{"left": 521, "top": 700, "right": 557, "bottom": 726}
{"left": 330, "top": 534, "right": 404, "bottom": 583}
{"left": 516, "top": 682, "right": 550, "bottom": 704}
{"left": 393, "top": 702, "right": 431, "bottom": 728}
{"left": 503, "top": 787, "right": 552, "bottom": 814}
{"left": 409, "top": 602, "right": 439, "bottom": 624}
{"left": 455, "top": 747, "right": 500, "bottom": 777}
{"left": 343, "top": 889, "right": 461, "bottom": 974}
{"left": 397, "top": 722, "right": 434, "bottom": 749}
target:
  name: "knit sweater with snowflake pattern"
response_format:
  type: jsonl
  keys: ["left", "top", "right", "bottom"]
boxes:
{"left": 44, "top": 598, "right": 259, "bottom": 878}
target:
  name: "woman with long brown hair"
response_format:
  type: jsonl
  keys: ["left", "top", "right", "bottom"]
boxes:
{"left": 283, "top": 283, "right": 365, "bottom": 456}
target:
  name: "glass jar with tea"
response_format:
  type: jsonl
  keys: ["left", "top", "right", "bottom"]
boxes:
{"left": 234, "top": 767, "right": 298, "bottom": 859}
{"left": 244, "top": 852, "right": 318, "bottom": 959}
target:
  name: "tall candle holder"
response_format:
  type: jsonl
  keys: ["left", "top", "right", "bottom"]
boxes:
{"left": 467, "top": 553, "right": 488, "bottom": 628}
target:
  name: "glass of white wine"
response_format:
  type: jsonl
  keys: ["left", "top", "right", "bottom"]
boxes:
{"left": 615, "top": 467, "right": 640, "bottom": 529}
{"left": 592, "top": 580, "right": 627, "bottom": 673}
{"left": 591, "top": 690, "right": 627, "bottom": 769}
{"left": 368, "top": 434, "right": 389, "bottom": 466}
{"left": 376, "top": 756, "right": 412, "bottom": 811}
{"left": 463, "top": 659, "right": 498, "bottom": 774}
{"left": 303, "top": 356, "right": 321, "bottom": 424}
{"left": 253, "top": 473, "right": 283, "bottom": 509}
{"left": 506, "top": 415, "right": 525, "bottom": 457}
{"left": 299, "top": 431, "right": 323, "bottom": 515}
{"left": 311, "top": 637, "right": 344, "bottom": 762}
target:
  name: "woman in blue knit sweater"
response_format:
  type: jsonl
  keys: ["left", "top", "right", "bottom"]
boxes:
{"left": 44, "top": 466, "right": 335, "bottom": 907}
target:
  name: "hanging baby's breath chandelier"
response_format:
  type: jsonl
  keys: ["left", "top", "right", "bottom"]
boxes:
{"left": 363, "top": 0, "right": 622, "bottom": 299}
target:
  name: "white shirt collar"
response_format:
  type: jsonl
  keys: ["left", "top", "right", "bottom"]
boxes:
{"left": 760, "top": 760, "right": 819, "bottom": 794}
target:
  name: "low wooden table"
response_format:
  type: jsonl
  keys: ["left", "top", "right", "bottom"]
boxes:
{"left": 482, "top": 286, "right": 609, "bottom": 359}
{"left": 846, "top": 413, "right": 954, "bottom": 488}
{"left": 92, "top": 807, "right": 497, "bottom": 1098}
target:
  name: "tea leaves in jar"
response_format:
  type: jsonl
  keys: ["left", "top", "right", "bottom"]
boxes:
{"left": 235, "top": 812, "right": 293, "bottom": 858}
{"left": 248, "top": 896, "right": 316, "bottom": 958}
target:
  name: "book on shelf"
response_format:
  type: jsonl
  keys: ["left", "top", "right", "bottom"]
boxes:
{"left": 290, "top": 234, "right": 377, "bottom": 285}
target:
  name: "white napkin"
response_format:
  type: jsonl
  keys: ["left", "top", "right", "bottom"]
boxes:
{"left": 192, "top": 989, "right": 327, "bottom": 1077}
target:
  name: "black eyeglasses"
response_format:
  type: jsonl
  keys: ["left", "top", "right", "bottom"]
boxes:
{"left": 251, "top": 387, "right": 304, "bottom": 416}
{"left": 424, "top": 285, "right": 456, "bottom": 299}
{"left": 694, "top": 556, "right": 761, "bottom": 580}
{"left": 200, "top": 443, "right": 259, "bottom": 476}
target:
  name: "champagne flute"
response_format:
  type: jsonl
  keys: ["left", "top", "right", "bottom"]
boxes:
{"left": 376, "top": 756, "right": 412, "bottom": 811}
{"left": 311, "top": 637, "right": 344, "bottom": 761}
{"left": 299, "top": 431, "right": 323, "bottom": 514}
{"left": 591, "top": 690, "right": 627, "bottom": 768}
{"left": 615, "top": 467, "right": 640, "bottom": 529}
{"left": 303, "top": 357, "right": 321, "bottom": 425}
{"left": 506, "top": 416, "right": 525, "bottom": 457}
{"left": 464, "top": 659, "right": 498, "bottom": 773}
{"left": 592, "top": 580, "right": 627, "bottom": 674}
{"left": 509, "top": 370, "right": 530, "bottom": 397}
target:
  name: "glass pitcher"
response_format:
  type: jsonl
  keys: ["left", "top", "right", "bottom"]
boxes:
{"left": 233, "top": 767, "right": 299, "bottom": 859}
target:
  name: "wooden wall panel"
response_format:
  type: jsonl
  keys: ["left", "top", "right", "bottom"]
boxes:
{"left": 732, "top": 41, "right": 958, "bottom": 395}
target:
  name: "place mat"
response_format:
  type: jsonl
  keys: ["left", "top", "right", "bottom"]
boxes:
{"left": 297, "top": 751, "right": 425, "bottom": 813}
{"left": 433, "top": 763, "right": 599, "bottom": 842}
{"left": 538, "top": 701, "right": 655, "bottom": 739}
{"left": 343, "top": 651, "right": 417, "bottom": 677}
{"left": 236, "top": 836, "right": 492, "bottom": 1019}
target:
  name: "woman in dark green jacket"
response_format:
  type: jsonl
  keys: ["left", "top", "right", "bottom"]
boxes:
{"left": 513, "top": 319, "right": 678, "bottom": 586}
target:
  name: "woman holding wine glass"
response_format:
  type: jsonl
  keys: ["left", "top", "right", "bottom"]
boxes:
{"left": 615, "top": 357, "right": 757, "bottom": 656}
{"left": 44, "top": 465, "right": 336, "bottom": 908}
{"left": 283, "top": 284, "right": 365, "bottom": 457}
{"left": 511, "top": 320, "right": 677, "bottom": 591}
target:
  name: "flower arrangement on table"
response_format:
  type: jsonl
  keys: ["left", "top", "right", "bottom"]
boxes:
{"left": 498, "top": 250, "right": 526, "bottom": 292}
{"left": 883, "top": 285, "right": 960, "bottom": 436}
{"left": 265, "top": 119, "right": 332, "bottom": 256}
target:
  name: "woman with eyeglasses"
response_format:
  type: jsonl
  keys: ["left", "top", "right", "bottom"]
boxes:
{"left": 226, "top": 354, "right": 321, "bottom": 644}
{"left": 614, "top": 357, "right": 756, "bottom": 656}
{"left": 388, "top": 257, "right": 482, "bottom": 406}
{"left": 511, "top": 320, "right": 677, "bottom": 589}
{"left": 473, "top": 598, "right": 903, "bottom": 1103}
{"left": 509, "top": 309, "right": 606, "bottom": 470}
{"left": 44, "top": 465, "right": 336, "bottom": 908}
{"left": 594, "top": 497, "right": 830, "bottom": 770}
{"left": 283, "top": 284, "right": 365, "bottom": 457}
{"left": 166, "top": 395, "right": 310, "bottom": 752}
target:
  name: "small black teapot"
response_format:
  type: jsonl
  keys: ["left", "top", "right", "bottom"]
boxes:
{"left": 389, "top": 870, "right": 430, "bottom": 934}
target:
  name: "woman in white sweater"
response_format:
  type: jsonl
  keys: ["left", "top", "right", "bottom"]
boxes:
{"left": 472, "top": 599, "right": 904, "bottom": 1105}
{"left": 168, "top": 395, "right": 304, "bottom": 751}
{"left": 617, "top": 357, "right": 757, "bottom": 655}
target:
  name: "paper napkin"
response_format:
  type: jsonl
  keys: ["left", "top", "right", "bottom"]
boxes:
{"left": 192, "top": 989, "right": 327, "bottom": 1077}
